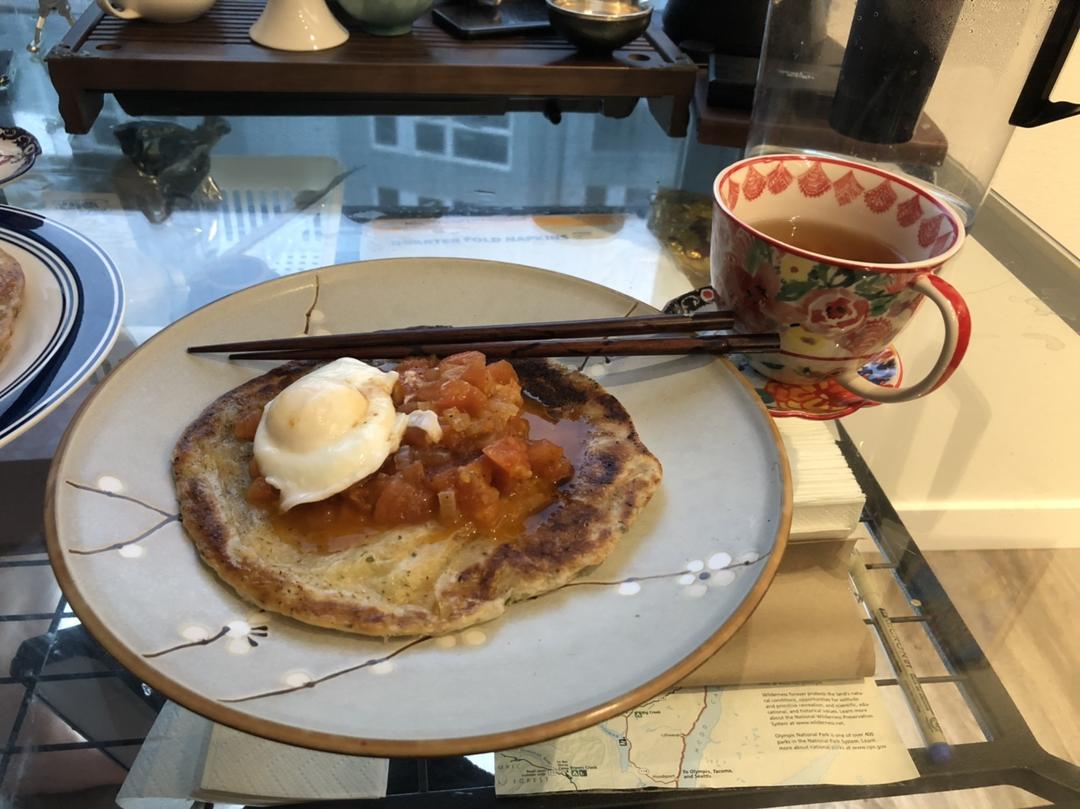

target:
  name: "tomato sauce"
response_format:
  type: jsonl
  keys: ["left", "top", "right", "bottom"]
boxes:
{"left": 241, "top": 352, "right": 580, "bottom": 552}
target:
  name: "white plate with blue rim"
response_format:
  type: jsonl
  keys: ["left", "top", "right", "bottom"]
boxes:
{"left": 47, "top": 258, "right": 789, "bottom": 756}
{"left": 0, "top": 205, "right": 125, "bottom": 448}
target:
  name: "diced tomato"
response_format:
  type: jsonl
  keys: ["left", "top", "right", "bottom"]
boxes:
{"left": 439, "top": 351, "right": 490, "bottom": 392}
{"left": 430, "top": 467, "right": 457, "bottom": 493}
{"left": 527, "top": 439, "right": 573, "bottom": 484}
{"left": 454, "top": 457, "right": 500, "bottom": 528}
{"left": 440, "top": 351, "right": 485, "bottom": 368}
{"left": 395, "top": 356, "right": 437, "bottom": 376}
{"left": 396, "top": 358, "right": 441, "bottom": 406}
{"left": 392, "top": 447, "right": 414, "bottom": 471}
{"left": 370, "top": 472, "right": 392, "bottom": 499}
{"left": 488, "top": 372, "right": 523, "bottom": 409}
{"left": 435, "top": 378, "right": 488, "bottom": 416}
{"left": 400, "top": 460, "right": 429, "bottom": 488}
{"left": 374, "top": 476, "right": 436, "bottom": 526}
{"left": 414, "top": 448, "right": 453, "bottom": 474}
{"left": 483, "top": 436, "right": 532, "bottom": 494}
{"left": 483, "top": 436, "right": 532, "bottom": 477}
{"left": 233, "top": 409, "right": 262, "bottom": 441}
{"left": 342, "top": 480, "right": 378, "bottom": 516}
{"left": 487, "top": 360, "right": 518, "bottom": 386}
{"left": 506, "top": 416, "right": 530, "bottom": 438}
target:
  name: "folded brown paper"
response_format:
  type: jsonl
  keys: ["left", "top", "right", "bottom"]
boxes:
{"left": 678, "top": 541, "right": 874, "bottom": 687}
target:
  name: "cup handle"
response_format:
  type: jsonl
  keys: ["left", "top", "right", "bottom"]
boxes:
{"left": 837, "top": 273, "right": 971, "bottom": 404}
{"left": 96, "top": 0, "right": 142, "bottom": 19}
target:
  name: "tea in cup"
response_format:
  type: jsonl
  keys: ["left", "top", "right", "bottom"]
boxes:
{"left": 711, "top": 154, "right": 970, "bottom": 404}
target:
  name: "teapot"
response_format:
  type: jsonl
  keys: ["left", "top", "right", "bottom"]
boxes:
{"left": 96, "top": 0, "right": 216, "bottom": 23}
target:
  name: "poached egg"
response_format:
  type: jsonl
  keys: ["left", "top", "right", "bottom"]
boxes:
{"left": 253, "top": 358, "right": 440, "bottom": 510}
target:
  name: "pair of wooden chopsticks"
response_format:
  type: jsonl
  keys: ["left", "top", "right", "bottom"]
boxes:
{"left": 187, "top": 311, "right": 780, "bottom": 360}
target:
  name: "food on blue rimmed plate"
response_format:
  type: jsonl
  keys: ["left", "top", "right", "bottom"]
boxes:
{"left": 172, "top": 351, "right": 661, "bottom": 637}
{"left": 0, "top": 248, "right": 24, "bottom": 363}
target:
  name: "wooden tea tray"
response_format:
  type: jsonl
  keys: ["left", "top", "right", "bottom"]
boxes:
{"left": 46, "top": 1, "right": 698, "bottom": 136}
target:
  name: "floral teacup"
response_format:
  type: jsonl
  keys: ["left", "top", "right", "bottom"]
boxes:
{"left": 711, "top": 154, "right": 970, "bottom": 404}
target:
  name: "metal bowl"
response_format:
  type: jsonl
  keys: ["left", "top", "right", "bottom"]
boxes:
{"left": 546, "top": 0, "right": 653, "bottom": 53}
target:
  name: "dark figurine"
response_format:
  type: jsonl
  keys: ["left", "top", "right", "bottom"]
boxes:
{"left": 114, "top": 116, "right": 231, "bottom": 222}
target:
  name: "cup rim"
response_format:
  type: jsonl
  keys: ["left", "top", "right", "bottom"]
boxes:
{"left": 713, "top": 153, "right": 967, "bottom": 274}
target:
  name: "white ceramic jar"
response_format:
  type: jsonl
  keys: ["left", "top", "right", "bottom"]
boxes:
{"left": 250, "top": 0, "right": 349, "bottom": 51}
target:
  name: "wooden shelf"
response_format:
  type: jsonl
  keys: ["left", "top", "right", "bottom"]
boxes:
{"left": 46, "top": 1, "right": 698, "bottom": 135}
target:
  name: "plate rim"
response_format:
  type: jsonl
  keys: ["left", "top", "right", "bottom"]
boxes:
{"left": 45, "top": 257, "right": 792, "bottom": 757}
{"left": 0, "top": 204, "right": 125, "bottom": 448}
{"left": 0, "top": 228, "right": 81, "bottom": 402}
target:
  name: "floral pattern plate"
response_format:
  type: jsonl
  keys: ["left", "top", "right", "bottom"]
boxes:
{"left": 48, "top": 259, "right": 791, "bottom": 756}
{"left": 664, "top": 287, "right": 902, "bottom": 420}
{"left": 0, "top": 128, "right": 41, "bottom": 186}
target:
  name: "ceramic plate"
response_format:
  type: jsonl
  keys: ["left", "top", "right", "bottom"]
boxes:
{"left": 0, "top": 224, "right": 79, "bottom": 414}
{"left": 48, "top": 259, "right": 790, "bottom": 756}
{"left": 0, "top": 128, "right": 41, "bottom": 186}
{"left": 0, "top": 206, "right": 125, "bottom": 449}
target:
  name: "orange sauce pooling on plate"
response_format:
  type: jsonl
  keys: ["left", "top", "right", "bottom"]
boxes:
{"left": 238, "top": 352, "right": 581, "bottom": 554}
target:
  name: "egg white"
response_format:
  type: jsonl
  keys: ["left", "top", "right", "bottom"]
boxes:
{"left": 253, "top": 358, "right": 420, "bottom": 511}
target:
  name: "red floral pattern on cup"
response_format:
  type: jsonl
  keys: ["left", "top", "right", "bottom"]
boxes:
{"left": 918, "top": 214, "right": 944, "bottom": 247}
{"left": 887, "top": 293, "right": 922, "bottom": 319}
{"left": 723, "top": 224, "right": 751, "bottom": 265}
{"left": 797, "top": 163, "right": 831, "bottom": 198}
{"left": 715, "top": 157, "right": 960, "bottom": 253}
{"left": 896, "top": 194, "right": 923, "bottom": 227}
{"left": 743, "top": 165, "right": 766, "bottom": 200}
{"left": 719, "top": 228, "right": 780, "bottom": 332}
{"left": 837, "top": 317, "right": 893, "bottom": 354}
{"left": 728, "top": 266, "right": 780, "bottom": 333}
{"left": 864, "top": 180, "right": 899, "bottom": 213}
{"left": 932, "top": 232, "right": 954, "bottom": 256}
{"left": 766, "top": 163, "right": 794, "bottom": 194}
{"left": 725, "top": 179, "right": 740, "bottom": 211}
{"left": 801, "top": 287, "right": 869, "bottom": 337}
{"left": 884, "top": 272, "right": 918, "bottom": 294}
{"left": 833, "top": 171, "right": 864, "bottom": 206}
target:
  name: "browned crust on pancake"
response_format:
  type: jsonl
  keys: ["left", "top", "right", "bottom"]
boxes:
{"left": 0, "top": 248, "right": 25, "bottom": 363}
{"left": 172, "top": 359, "right": 662, "bottom": 637}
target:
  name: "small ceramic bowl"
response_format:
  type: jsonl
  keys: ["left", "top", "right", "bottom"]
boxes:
{"left": 337, "top": 0, "right": 435, "bottom": 36}
{"left": 546, "top": 0, "right": 652, "bottom": 53}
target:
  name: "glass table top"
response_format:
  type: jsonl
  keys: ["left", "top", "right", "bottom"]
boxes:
{"left": 1, "top": 1, "right": 1078, "bottom": 807}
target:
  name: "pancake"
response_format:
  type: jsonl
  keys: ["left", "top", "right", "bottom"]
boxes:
{"left": 0, "top": 248, "right": 24, "bottom": 363}
{"left": 172, "top": 358, "right": 662, "bottom": 637}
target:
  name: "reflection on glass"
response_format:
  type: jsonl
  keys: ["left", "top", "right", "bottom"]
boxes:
{"left": 452, "top": 128, "right": 509, "bottom": 165}
{"left": 373, "top": 117, "right": 399, "bottom": 146}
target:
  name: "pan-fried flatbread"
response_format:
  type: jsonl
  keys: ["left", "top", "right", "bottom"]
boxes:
{"left": 0, "top": 249, "right": 24, "bottom": 363}
{"left": 172, "top": 359, "right": 661, "bottom": 637}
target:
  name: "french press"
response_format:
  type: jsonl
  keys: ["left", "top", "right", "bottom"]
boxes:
{"left": 746, "top": 0, "right": 1079, "bottom": 226}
